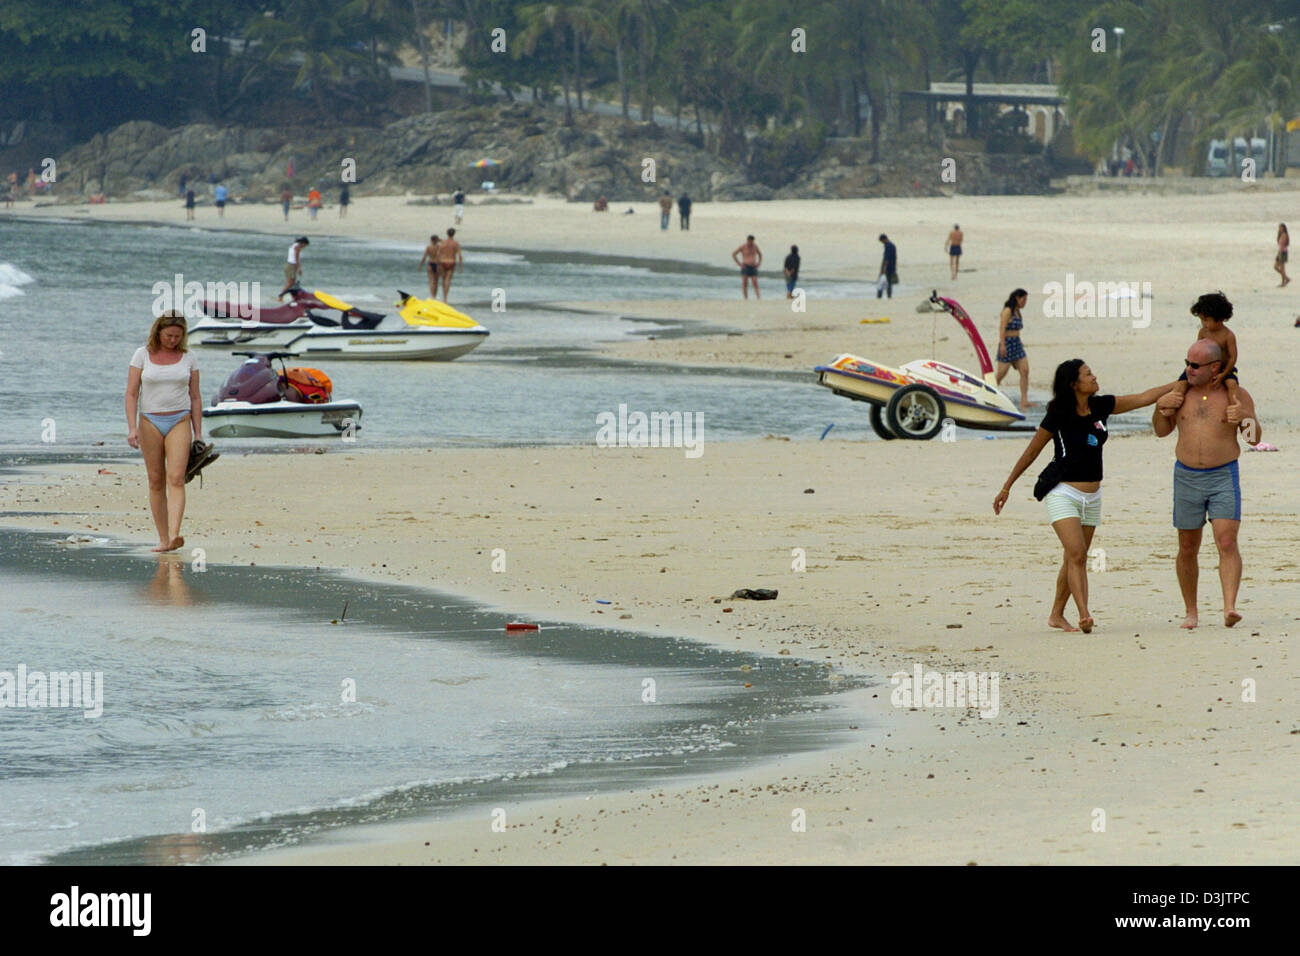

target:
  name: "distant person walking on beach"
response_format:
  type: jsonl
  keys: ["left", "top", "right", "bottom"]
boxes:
{"left": 339, "top": 183, "right": 350, "bottom": 218}
{"left": 732, "top": 235, "right": 762, "bottom": 299}
{"left": 658, "top": 191, "right": 673, "bottom": 230}
{"left": 453, "top": 187, "right": 465, "bottom": 224}
{"left": 877, "top": 234, "right": 898, "bottom": 298}
{"left": 783, "top": 245, "right": 801, "bottom": 298}
{"left": 1152, "top": 337, "right": 1260, "bottom": 629}
{"left": 996, "top": 288, "right": 1031, "bottom": 410}
{"left": 278, "top": 237, "right": 309, "bottom": 298}
{"left": 1274, "top": 223, "right": 1289, "bottom": 287}
{"left": 184, "top": 188, "right": 196, "bottom": 220}
{"left": 946, "top": 224, "right": 963, "bottom": 280}
{"left": 678, "top": 193, "right": 692, "bottom": 230}
{"left": 307, "top": 187, "right": 323, "bottom": 220}
{"left": 126, "top": 312, "right": 203, "bottom": 553}
{"left": 213, "top": 183, "right": 228, "bottom": 218}
{"left": 419, "top": 234, "right": 441, "bottom": 298}
{"left": 437, "top": 227, "right": 462, "bottom": 301}
{"left": 994, "top": 359, "right": 1175, "bottom": 633}
{"left": 280, "top": 186, "right": 292, "bottom": 221}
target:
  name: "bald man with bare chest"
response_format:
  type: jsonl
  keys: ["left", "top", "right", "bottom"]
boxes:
{"left": 1153, "top": 338, "right": 1260, "bottom": 630}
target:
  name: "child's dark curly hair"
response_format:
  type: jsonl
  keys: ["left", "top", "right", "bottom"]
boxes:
{"left": 1191, "top": 291, "right": 1233, "bottom": 322}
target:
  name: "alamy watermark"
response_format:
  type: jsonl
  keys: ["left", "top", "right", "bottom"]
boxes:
{"left": 890, "top": 664, "right": 999, "bottom": 719}
{"left": 1042, "top": 273, "right": 1152, "bottom": 328}
{"left": 152, "top": 273, "right": 261, "bottom": 321}
{"left": 1, "top": 664, "right": 103, "bottom": 718}
{"left": 595, "top": 404, "right": 704, "bottom": 458}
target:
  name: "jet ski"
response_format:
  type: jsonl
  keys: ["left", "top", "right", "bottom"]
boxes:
{"left": 202, "top": 352, "right": 363, "bottom": 438}
{"left": 191, "top": 286, "right": 489, "bottom": 361}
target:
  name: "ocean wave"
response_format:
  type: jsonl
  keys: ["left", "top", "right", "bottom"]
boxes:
{"left": 0, "top": 262, "right": 35, "bottom": 286}
{"left": 259, "top": 701, "right": 377, "bottom": 722}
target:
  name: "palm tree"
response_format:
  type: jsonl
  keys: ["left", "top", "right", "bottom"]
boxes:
{"left": 518, "top": 2, "right": 581, "bottom": 124}
{"left": 242, "top": 0, "right": 371, "bottom": 114}
{"left": 1214, "top": 25, "right": 1300, "bottom": 176}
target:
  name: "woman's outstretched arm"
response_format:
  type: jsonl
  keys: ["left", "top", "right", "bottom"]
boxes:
{"left": 1113, "top": 380, "right": 1179, "bottom": 414}
{"left": 994, "top": 427, "right": 1052, "bottom": 514}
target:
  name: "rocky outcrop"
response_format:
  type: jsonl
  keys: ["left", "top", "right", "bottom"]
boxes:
{"left": 48, "top": 104, "right": 1054, "bottom": 203}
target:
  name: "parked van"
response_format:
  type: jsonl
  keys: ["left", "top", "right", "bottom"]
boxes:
{"left": 1207, "top": 139, "right": 1230, "bottom": 176}
{"left": 1207, "top": 137, "right": 1270, "bottom": 176}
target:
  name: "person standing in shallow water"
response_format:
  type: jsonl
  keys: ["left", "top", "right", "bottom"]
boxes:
{"left": 419, "top": 234, "right": 441, "bottom": 298}
{"left": 437, "top": 227, "right": 463, "bottom": 301}
{"left": 126, "top": 312, "right": 202, "bottom": 553}
{"left": 783, "top": 245, "right": 800, "bottom": 299}
{"left": 732, "top": 235, "right": 762, "bottom": 299}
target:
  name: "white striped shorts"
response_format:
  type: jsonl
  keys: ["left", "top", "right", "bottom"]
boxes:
{"left": 1044, "top": 484, "right": 1102, "bottom": 526}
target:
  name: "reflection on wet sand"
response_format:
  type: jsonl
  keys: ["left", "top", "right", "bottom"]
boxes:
{"left": 138, "top": 830, "right": 210, "bottom": 865}
{"left": 142, "top": 556, "right": 193, "bottom": 606}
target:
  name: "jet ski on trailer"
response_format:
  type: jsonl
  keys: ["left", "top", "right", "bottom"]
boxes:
{"left": 191, "top": 286, "right": 489, "bottom": 361}
{"left": 815, "top": 291, "right": 1027, "bottom": 439}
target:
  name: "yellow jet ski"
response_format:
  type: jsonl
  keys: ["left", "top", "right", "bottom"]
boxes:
{"left": 395, "top": 291, "right": 482, "bottom": 329}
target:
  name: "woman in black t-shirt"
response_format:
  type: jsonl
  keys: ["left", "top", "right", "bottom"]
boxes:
{"left": 994, "top": 358, "right": 1175, "bottom": 634}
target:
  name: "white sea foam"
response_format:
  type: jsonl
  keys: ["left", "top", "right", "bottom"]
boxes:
{"left": 0, "top": 261, "right": 34, "bottom": 300}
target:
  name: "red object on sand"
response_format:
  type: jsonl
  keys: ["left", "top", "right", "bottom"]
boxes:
{"left": 505, "top": 622, "right": 539, "bottom": 632}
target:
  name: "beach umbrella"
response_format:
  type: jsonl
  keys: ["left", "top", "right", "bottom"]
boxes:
{"left": 469, "top": 158, "right": 501, "bottom": 168}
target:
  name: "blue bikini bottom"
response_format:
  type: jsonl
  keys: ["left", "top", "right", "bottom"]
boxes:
{"left": 142, "top": 411, "right": 190, "bottom": 436}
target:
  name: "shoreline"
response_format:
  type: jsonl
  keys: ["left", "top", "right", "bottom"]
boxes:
{"left": 2, "top": 528, "right": 875, "bottom": 866}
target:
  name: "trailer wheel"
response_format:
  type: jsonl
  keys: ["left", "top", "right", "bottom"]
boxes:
{"left": 885, "top": 384, "right": 945, "bottom": 440}
{"left": 869, "top": 404, "right": 897, "bottom": 440}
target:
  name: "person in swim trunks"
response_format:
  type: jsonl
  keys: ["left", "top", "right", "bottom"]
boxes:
{"left": 946, "top": 223, "right": 963, "bottom": 280}
{"left": 732, "top": 235, "right": 762, "bottom": 299}
{"left": 126, "top": 312, "right": 202, "bottom": 553}
{"left": 994, "top": 358, "right": 1175, "bottom": 634}
{"left": 437, "top": 227, "right": 462, "bottom": 301}
{"left": 1153, "top": 338, "right": 1260, "bottom": 629}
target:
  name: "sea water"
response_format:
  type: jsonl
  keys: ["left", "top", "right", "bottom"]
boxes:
{"left": 0, "top": 217, "right": 881, "bottom": 452}
{"left": 0, "top": 529, "right": 869, "bottom": 864}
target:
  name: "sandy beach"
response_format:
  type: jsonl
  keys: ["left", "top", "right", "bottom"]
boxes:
{"left": 5, "top": 190, "right": 1299, "bottom": 864}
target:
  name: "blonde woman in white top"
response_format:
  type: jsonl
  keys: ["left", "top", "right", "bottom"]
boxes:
{"left": 126, "top": 312, "right": 202, "bottom": 552}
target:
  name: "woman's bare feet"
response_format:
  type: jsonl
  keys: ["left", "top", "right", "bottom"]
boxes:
{"left": 1047, "top": 614, "right": 1078, "bottom": 632}
{"left": 1224, "top": 609, "right": 1242, "bottom": 627}
{"left": 1078, "top": 616, "right": 1094, "bottom": 633}
{"left": 164, "top": 535, "right": 185, "bottom": 553}
{"left": 1180, "top": 612, "right": 1198, "bottom": 630}
{"left": 151, "top": 539, "right": 170, "bottom": 553}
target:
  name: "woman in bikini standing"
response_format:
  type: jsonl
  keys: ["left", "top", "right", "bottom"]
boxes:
{"left": 419, "top": 234, "right": 441, "bottom": 298}
{"left": 1274, "top": 223, "right": 1289, "bottom": 287}
{"left": 993, "top": 359, "right": 1174, "bottom": 633}
{"left": 995, "top": 288, "right": 1031, "bottom": 410}
{"left": 126, "top": 312, "right": 202, "bottom": 552}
